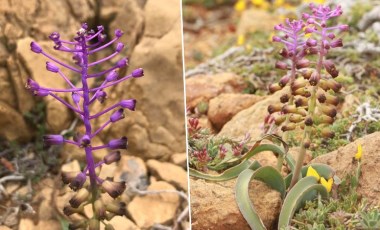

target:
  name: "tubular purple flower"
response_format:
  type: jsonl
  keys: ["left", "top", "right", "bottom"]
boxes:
{"left": 25, "top": 78, "right": 39, "bottom": 91}
{"left": 274, "top": 24, "right": 283, "bottom": 30}
{"left": 69, "top": 172, "right": 87, "bottom": 191}
{"left": 339, "top": 24, "right": 349, "bottom": 32}
{"left": 101, "top": 180, "right": 126, "bottom": 199}
{"left": 330, "top": 39, "right": 343, "bottom": 48}
{"left": 116, "top": 58, "right": 128, "bottom": 68}
{"left": 272, "top": 36, "right": 281, "bottom": 42}
{"left": 46, "top": 62, "right": 59, "bottom": 73}
{"left": 43, "top": 134, "right": 65, "bottom": 146}
{"left": 115, "top": 29, "right": 124, "bottom": 38}
{"left": 49, "top": 32, "right": 60, "bottom": 42}
{"left": 104, "top": 151, "right": 121, "bottom": 164}
{"left": 306, "top": 38, "right": 317, "bottom": 47}
{"left": 108, "top": 137, "right": 128, "bottom": 150}
{"left": 275, "top": 61, "right": 288, "bottom": 70}
{"left": 96, "top": 91, "right": 107, "bottom": 103}
{"left": 106, "top": 70, "right": 118, "bottom": 82}
{"left": 110, "top": 109, "right": 125, "bottom": 122}
{"left": 72, "top": 93, "right": 81, "bottom": 104}
{"left": 327, "top": 33, "right": 336, "bottom": 39}
{"left": 302, "top": 13, "right": 310, "bottom": 19}
{"left": 116, "top": 42, "right": 124, "bottom": 52}
{"left": 120, "top": 99, "right": 136, "bottom": 111}
{"left": 30, "top": 42, "right": 42, "bottom": 53}
{"left": 132, "top": 68, "right": 144, "bottom": 78}
{"left": 34, "top": 89, "right": 50, "bottom": 97}
{"left": 69, "top": 188, "right": 90, "bottom": 208}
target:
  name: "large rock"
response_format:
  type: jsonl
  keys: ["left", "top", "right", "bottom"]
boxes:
{"left": 311, "top": 132, "right": 380, "bottom": 205}
{"left": 218, "top": 89, "right": 284, "bottom": 140}
{"left": 147, "top": 159, "right": 188, "bottom": 191}
{"left": 128, "top": 181, "right": 181, "bottom": 228}
{"left": 208, "top": 93, "right": 264, "bottom": 130}
{"left": 186, "top": 73, "right": 247, "bottom": 109}
{"left": 190, "top": 178, "right": 281, "bottom": 230}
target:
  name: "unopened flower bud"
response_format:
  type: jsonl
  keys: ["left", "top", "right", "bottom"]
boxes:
{"left": 325, "top": 94, "right": 339, "bottom": 106}
{"left": 30, "top": 42, "right": 42, "bottom": 53}
{"left": 116, "top": 58, "right": 128, "bottom": 68}
{"left": 69, "top": 188, "right": 90, "bottom": 208}
{"left": 315, "top": 114, "right": 334, "bottom": 125}
{"left": 106, "top": 201, "right": 126, "bottom": 215}
{"left": 110, "top": 109, "right": 125, "bottom": 122}
{"left": 120, "top": 99, "right": 136, "bottom": 110}
{"left": 303, "top": 139, "right": 311, "bottom": 148}
{"left": 132, "top": 68, "right": 144, "bottom": 78}
{"left": 281, "top": 123, "right": 296, "bottom": 131}
{"left": 319, "top": 104, "right": 337, "bottom": 117}
{"left": 304, "top": 116, "right": 313, "bottom": 126}
{"left": 274, "top": 116, "right": 286, "bottom": 125}
{"left": 279, "top": 48, "right": 288, "bottom": 58}
{"left": 296, "top": 58, "right": 310, "bottom": 69}
{"left": 305, "top": 26, "right": 315, "bottom": 33}
{"left": 69, "top": 172, "right": 87, "bottom": 191}
{"left": 339, "top": 24, "right": 349, "bottom": 32}
{"left": 68, "top": 220, "right": 87, "bottom": 230}
{"left": 89, "top": 218, "right": 100, "bottom": 230}
{"left": 295, "top": 97, "right": 308, "bottom": 107}
{"left": 279, "top": 74, "right": 290, "bottom": 87}
{"left": 80, "top": 135, "right": 91, "bottom": 147}
{"left": 268, "top": 83, "right": 282, "bottom": 93}
{"left": 108, "top": 137, "right": 128, "bottom": 150}
{"left": 106, "top": 70, "right": 118, "bottom": 82}
{"left": 300, "top": 69, "right": 313, "bottom": 79}
{"left": 291, "top": 78, "right": 308, "bottom": 91}
{"left": 295, "top": 108, "right": 307, "bottom": 116}
{"left": 327, "top": 33, "right": 336, "bottom": 39}
{"left": 306, "top": 38, "right": 317, "bottom": 47}
{"left": 96, "top": 90, "right": 107, "bottom": 103}
{"left": 34, "top": 89, "right": 50, "bottom": 97}
{"left": 282, "top": 105, "right": 297, "bottom": 114}
{"left": 26, "top": 78, "right": 40, "bottom": 91}
{"left": 115, "top": 42, "right": 124, "bottom": 52}
{"left": 289, "top": 114, "right": 303, "bottom": 123}
{"left": 94, "top": 200, "right": 106, "bottom": 220}
{"left": 49, "top": 32, "right": 60, "bottom": 41}
{"left": 326, "top": 79, "right": 342, "bottom": 93}
{"left": 268, "top": 104, "right": 282, "bottom": 114}
{"left": 324, "top": 60, "right": 339, "bottom": 78}
{"left": 115, "top": 29, "right": 124, "bottom": 37}
{"left": 302, "top": 13, "right": 310, "bottom": 19}
{"left": 272, "top": 36, "right": 281, "bottom": 42}
{"left": 43, "top": 135, "right": 64, "bottom": 146}
{"left": 292, "top": 88, "right": 311, "bottom": 98}
{"left": 61, "top": 171, "right": 78, "bottom": 184}
{"left": 274, "top": 24, "right": 283, "bottom": 30}
{"left": 317, "top": 93, "right": 327, "bottom": 103}
{"left": 309, "top": 71, "right": 320, "bottom": 86}
{"left": 101, "top": 180, "right": 126, "bottom": 199}
{"left": 104, "top": 151, "right": 121, "bottom": 164}
{"left": 280, "top": 94, "right": 290, "bottom": 103}
{"left": 72, "top": 93, "right": 81, "bottom": 104}
{"left": 275, "top": 61, "right": 288, "bottom": 70}
{"left": 321, "top": 127, "right": 335, "bottom": 138}
{"left": 306, "top": 47, "right": 319, "bottom": 55}
{"left": 46, "top": 62, "right": 59, "bottom": 73}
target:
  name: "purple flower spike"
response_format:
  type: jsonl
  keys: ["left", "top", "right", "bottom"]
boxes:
{"left": 46, "top": 62, "right": 59, "bottom": 73}
{"left": 30, "top": 42, "right": 42, "bottom": 53}
{"left": 132, "top": 68, "right": 144, "bottom": 78}
{"left": 116, "top": 58, "right": 128, "bottom": 68}
{"left": 115, "top": 29, "right": 123, "bottom": 38}
{"left": 110, "top": 109, "right": 125, "bottom": 122}
{"left": 120, "top": 99, "right": 136, "bottom": 111}
{"left": 108, "top": 137, "right": 128, "bottom": 150}
{"left": 43, "top": 134, "right": 65, "bottom": 146}
{"left": 116, "top": 43, "right": 124, "bottom": 52}
{"left": 106, "top": 70, "right": 118, "bottom": 82}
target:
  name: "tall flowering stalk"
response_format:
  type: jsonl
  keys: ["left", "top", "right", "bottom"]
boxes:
{"left": 268, "top": 4, "right": 348, "bottom": 188}
{"left": 27, "top": 23, "right": 144, "bottom": 230}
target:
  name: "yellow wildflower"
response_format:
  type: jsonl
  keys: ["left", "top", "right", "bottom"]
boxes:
{"left": 306, "top": 166, "right": 320, "bottom": 181}
{"left": 274, "top": 0, "right": 285, "bottom": 7}
{"left": 320, "top": 177, "right": 333, "bottom": 192}
{"left": 234, "top": 0, "right": 246, "bottom": 12}
{"left": 237, "top": 34, "right": 245, "bottom": 46}
{"left": 354, "top": 143, "right": 362, "bottom": 161}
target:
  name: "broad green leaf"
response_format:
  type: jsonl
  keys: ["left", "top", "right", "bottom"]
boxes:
{"left": 278, "top": 177, "right": 329, "bottom": 229}
{"left": 189, "top": 160, "right": 261, "bottom": 181}
{"left": 235, "top": 166, "right": 286, "bottom": 230}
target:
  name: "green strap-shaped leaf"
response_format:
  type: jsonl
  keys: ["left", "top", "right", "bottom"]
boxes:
{"left": 235, "top": 166, "right": 286, "bottom": 230}
{"left": 278, "top": 177, "right": 329, "bottom": 229}
{"left": 189, "top": 160, "right": 261, "bottom": 181}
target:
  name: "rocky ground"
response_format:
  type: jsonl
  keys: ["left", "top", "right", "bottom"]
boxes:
{"left": 0, "top": 0, "right": 188, "bottom": 229}
{"left": 184, "top": 1, "right": 380, "bottom": 229}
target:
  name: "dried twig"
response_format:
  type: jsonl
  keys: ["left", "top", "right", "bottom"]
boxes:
{"left": 346, "top": 102, "right": 380, "bottom": 141}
